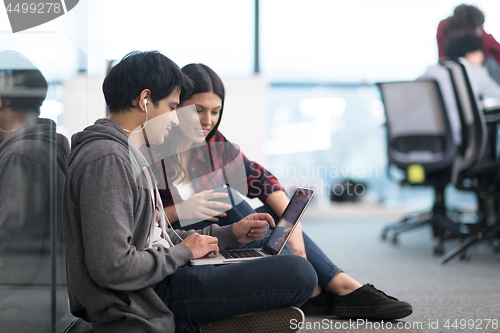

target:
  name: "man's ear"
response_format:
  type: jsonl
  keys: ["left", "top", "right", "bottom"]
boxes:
{"left": 138, "top": 89, "right": 151, "bottom": 112}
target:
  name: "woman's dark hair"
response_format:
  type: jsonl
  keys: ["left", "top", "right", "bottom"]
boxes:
{"left": 103, "top": 51, "right": 192, "bottom": 113}
{"left": 180, "top": 63, "right": 225, "bottom": 141}
{"left": 163, "top": 63, "right": 225, "bottom": 182}
{"left": 446, "top": 34, "right": 484, "bottom": 58}
{"left": 445, "top": 4, "right": 485, "bottom": 38}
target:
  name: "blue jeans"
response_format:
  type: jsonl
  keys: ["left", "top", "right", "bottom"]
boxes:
{"left": 255, "top": 204, "right": 343, "bottom": 290}
{"left": 172, "top": 189, "right": 343, "bottom": 291}
{"left": 154, "top": 255, "right": 317, "bottom": 333}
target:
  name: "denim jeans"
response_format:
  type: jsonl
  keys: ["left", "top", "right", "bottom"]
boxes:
{"left": 154, "top": 255, "right": 317, "bottom": 333}
{"left": 255, "top": 204, "right": 343, "bottom": 290}
{"left": 172, "top": 188, "right": 343, "bottom": 291}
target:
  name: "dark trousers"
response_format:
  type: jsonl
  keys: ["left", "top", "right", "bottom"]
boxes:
{"left": 172, "top": 189, "right": 343, "bottom": 291}
{"left": 154, "top": 255, "right": 317, "bottom": 333}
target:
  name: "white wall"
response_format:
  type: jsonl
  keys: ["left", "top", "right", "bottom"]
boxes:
{"left": 218, "top": 76, "right": 269, "bottom": 166}
{"left": 62, "top": 75, "right": 106, "bottom": 139}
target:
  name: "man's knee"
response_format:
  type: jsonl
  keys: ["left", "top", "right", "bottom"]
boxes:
{"left": 280, "top": 255, "right": 317, "bottom": 296}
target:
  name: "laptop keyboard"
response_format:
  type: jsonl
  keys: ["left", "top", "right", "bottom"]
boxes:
{"left": 220, "top": 249, "right": 265, "bottom": 259}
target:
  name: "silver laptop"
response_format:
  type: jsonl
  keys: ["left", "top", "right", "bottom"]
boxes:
{"left": 190, "top": 187, "right": 315, "bottom": 266}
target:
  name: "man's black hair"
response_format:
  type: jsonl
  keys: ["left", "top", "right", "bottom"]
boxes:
{"left": 103, "top": 51, "right": 192, "bottom": 113}
{"left": 445, "top": 34, "right": 484, "bottom": 58}
{"left": 0, "top": 51, "right": 48, "bottom": 115}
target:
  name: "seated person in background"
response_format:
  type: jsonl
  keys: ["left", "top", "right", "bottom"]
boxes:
{"left": 437, "top": 4, "right": 500, "bottom": 65}
{"left": 446, "top": 34, "right": 500, "bottom": 102}
{"left": 0, "top": 50, "right": 69, "bottom": 286}
{"left": 148, "top": 63, "right": 413, "bottom": 320}
{"left": 63, "top": 50, "right": 317, "bottom": 333}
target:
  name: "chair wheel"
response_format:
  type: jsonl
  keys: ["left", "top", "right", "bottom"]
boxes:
{"left": 381, "top": 232, "right": 387, "bottom": 241}
{"left": 392, "top": 235, "right": 398, "bottom": 245}
{"left": 434, "top": 244, "right": 444, "bottom": 255}
{"left": 460, "top": 252, "right": 470, "bottom": 261}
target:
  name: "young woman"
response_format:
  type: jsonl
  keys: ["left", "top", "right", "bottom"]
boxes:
{"left": 151, "top": 63, "right": 413, "bottom": 320}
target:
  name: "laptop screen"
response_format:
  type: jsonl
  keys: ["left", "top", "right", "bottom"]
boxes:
{"left": 262, "top": 188, "right": 315, "bottom": 255}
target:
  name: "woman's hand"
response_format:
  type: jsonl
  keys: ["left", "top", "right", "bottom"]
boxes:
{"left": 233, "top": 213, "right": 275, "bottom": 243}
{"left": 176, "top": 190, "right": 232, "bottom": 222}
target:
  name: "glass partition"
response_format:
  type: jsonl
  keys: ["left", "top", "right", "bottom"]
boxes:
{"left": 0, "top": 2, "right": 92, "bottom": 332}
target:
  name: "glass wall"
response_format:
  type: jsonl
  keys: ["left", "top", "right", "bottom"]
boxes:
{"left": 0, "top": 2, "right": 95, "bottom": 332}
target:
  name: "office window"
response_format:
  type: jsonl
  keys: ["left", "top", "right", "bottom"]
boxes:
{"left": 105, "top": 0, "right": 254, "bottom": 77}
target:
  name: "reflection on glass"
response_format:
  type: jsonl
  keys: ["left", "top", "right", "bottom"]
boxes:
{"left": 0, "top": 51, "right": 69, "bottom": 332}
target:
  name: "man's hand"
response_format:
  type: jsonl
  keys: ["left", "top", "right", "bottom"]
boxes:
{"left": 233, "top": 213, "right": 275, "bottom": 244}
{"left": 181, "top": 233, "right": 219, "bottom": 259}
{"left": 176, "top": 190, "right": 232, "bottom": 222}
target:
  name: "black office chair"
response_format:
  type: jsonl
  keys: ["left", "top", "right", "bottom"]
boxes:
{"left": 438, "top": 59, "right": 500, "bottom": 263}
{"left": 377, "top": 80, "right": 461, "bottom": 253}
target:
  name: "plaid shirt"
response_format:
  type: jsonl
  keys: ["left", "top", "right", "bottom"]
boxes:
{"left": 437, "top": 19, "right": 500, "bottom": 64}
{"left": 150, "top": 131, "right": 284, "bottom": 208}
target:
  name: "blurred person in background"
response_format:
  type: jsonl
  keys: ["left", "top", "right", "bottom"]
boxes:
{"left": 446, "top": 34, "right": 500, "bottom": 101}
{"left": 437, "top": 4, "right": 500, "bottom": 85}
{"left": 437, "top": 4, "right": 500, "bottom": 64}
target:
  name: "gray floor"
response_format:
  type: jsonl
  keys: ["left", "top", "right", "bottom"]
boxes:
{"left": 298, "top": 217, "right": 500, "bottom": 333}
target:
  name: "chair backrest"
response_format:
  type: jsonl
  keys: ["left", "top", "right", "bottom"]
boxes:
{"left": 377, "top": 80, "right": 456, "bottom": 174}
{"left": 439, "top": 59, "right": 488, "bottom": 191}
{"left": 418, "top": 63, "right": 462, "bottom": 146}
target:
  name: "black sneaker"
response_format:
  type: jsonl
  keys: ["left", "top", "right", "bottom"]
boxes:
{"left": 332, "top": 284, "right": 412, "bottom": 320}
{"left": 200, "top": 307, "right": 305, "bottom": 333}
{"left": 301, "top": 284, "right": 412, "bottom": 320}
{"left": 300, "top": 289, "right": 332, "bottom": 316}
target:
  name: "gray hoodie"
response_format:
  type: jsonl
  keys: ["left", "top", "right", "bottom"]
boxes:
{"left": 63, "top": 118, "right": 238, "bottom": 333}
{"left": 0, "top": 118, "right": 69, "bottom": 285}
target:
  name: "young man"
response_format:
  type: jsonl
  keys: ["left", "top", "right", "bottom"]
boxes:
{"left": 62, "top": 51, "right": 317, "bottom": 333}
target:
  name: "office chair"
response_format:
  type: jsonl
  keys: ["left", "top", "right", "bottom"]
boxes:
{"left": 377, "top": 80, "right": 461, "bottom": 254}
{"left": 438, "top": 59, "right": 500, "bottom": 263}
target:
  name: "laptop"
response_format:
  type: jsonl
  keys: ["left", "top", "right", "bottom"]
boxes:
{"left": 190, "top": 187, "right": 315, "bottom": 266}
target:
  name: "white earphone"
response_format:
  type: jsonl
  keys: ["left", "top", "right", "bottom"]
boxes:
{"left": 124, "top": 98, "right": 149, "bottom": 133}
